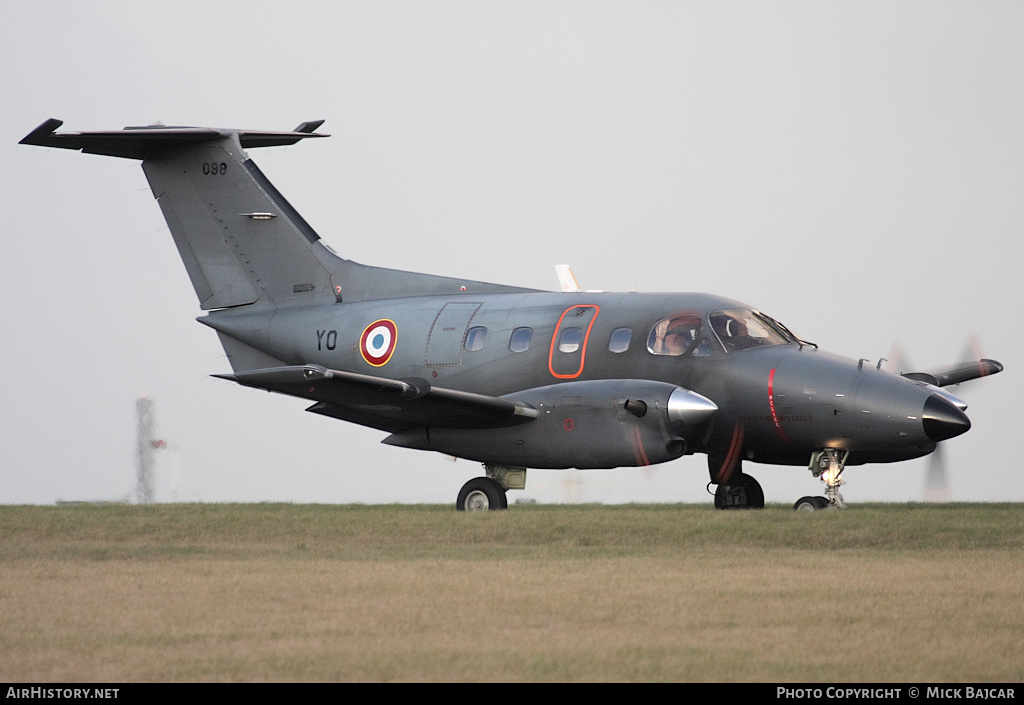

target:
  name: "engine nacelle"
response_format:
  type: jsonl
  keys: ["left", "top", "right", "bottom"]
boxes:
{"left": 384, "top": 379, "right": 717, "bottom": 469}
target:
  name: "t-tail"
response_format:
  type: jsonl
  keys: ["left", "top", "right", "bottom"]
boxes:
{"left": 21, "top": 118, "right": 342, "bottom": 312}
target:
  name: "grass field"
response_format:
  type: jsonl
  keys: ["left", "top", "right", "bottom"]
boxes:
{"left": 1, "top": 503, "right": 1022, "bottom": 682}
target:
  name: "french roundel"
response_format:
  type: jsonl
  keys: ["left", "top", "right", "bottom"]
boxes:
{"left": 360, "top": 319, "right": 398, "bottom": 366}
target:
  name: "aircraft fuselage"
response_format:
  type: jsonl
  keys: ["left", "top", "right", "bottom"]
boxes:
{"left": 204, "top": 289, "right": 954, "bottom": 470}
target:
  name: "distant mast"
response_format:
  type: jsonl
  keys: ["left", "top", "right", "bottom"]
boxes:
{"left": 135, "top": 396, "right": 165, "bottom": 504}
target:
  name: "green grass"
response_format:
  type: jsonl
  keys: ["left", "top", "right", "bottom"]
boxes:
{"left": 1, "top": 503, "right": 1022, "bottom": 681}
{"left": 4, "top": 502, "right": 1022, "bottom": 557}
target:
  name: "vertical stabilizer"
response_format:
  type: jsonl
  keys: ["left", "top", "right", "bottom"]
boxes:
{"left": 142, "top": 134, "right": 340, "bottom": 310}
{"left": 20, "top": 119, "right": 342, "bottom": 311}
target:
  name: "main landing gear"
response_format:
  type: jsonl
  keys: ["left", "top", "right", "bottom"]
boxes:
{"left": 793, "top": 449, "right": 848, "bottom": 511}
{"left": 712, "top": 472, "right": 765, "bottom": 510}
{"left": 456, "top": 465, "right": 526, "bottom": 511}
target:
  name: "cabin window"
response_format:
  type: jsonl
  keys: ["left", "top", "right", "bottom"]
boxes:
{"left": 558, "top": 327, "right": 583, "bottom": 354}
{"left": 509, "top": 327, "right": 533, "bottom": 353}
{"left": 647, "top": 315, "right": 711, "bottom": 357}
{"left": 464, "top": 326, "right": 487, "bottom": 352}
{"left": 609, "top": 327, "right": 632, "bottom": 353}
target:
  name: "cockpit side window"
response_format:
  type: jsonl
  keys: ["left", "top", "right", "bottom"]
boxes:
{"left": 708, "top": 310, "right": 788, "bottom": 352}
{"left": 647, "top": 315, "right": 711, "bottom": 357}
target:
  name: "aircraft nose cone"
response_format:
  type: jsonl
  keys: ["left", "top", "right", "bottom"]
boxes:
{"left": 922, "top": 393, "right": 971, "bottom": 442}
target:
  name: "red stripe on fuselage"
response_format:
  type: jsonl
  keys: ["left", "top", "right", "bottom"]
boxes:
{"left": 768, "top": 368, "right": 792, "bottom": 445}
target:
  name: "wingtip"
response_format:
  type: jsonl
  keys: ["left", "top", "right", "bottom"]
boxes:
{"left": 293, "top": 120, "right": 326, "bottom": 134}
{"left": 980, "top": 359, "right": 1004, "bottom": 375}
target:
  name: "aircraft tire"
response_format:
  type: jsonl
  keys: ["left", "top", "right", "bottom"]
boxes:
{"left": 740, "top": 473, "right": 765, "bottom": 509}
{"left": 794, "top": 495, "right": 830, "bottom": 511}
{"left": 456, "top": 477, "right": 508, "bottom": 511}
{"left": 713, "top": 473, "right": 765, "bottom": 510}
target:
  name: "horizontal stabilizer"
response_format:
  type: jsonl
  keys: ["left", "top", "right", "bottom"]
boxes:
{"left": 902, "top": 358, "right": 1004, "bottom": 387}
{"left": 215, "top": 364, "right": 538, "bottom": 432}
{"left": 293, "top": 120, "right": 326, "bottom": 134}
{"left": 19, "top": 119, "right": 328, "bottom": 160}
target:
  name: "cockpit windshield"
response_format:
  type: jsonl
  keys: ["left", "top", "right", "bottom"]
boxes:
{"left": 708, "top": 310, "right": 791, "bottom": 352}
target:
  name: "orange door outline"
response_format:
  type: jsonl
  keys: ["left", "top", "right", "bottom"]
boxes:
{"left": 548, "top": 305, "right": 600, "bottom": 379}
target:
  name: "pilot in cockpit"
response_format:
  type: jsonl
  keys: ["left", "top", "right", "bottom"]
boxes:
{"left": 711, "top": 313, "right": 758, "bottom": 352}
{"left": 648, "top": 316, "right": 711, "bottom": 356}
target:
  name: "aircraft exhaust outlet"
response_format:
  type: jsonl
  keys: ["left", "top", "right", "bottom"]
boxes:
{"left": 624, "top": 400, "right": 648, "bottom": 417}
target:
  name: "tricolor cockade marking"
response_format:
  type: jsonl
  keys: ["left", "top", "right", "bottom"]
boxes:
{"left": 360, "top": 319, "right": 398, "bottom": 367}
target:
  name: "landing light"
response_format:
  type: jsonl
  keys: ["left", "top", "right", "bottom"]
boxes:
{"left": 821, "top": 465, "right": 844, "bottom": 485}
{"left": 241, "top": 212, "right": 277, "bottom": 220}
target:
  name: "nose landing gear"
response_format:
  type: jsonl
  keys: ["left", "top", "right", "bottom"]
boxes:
{"left": 794, "top": 449, "right": 848, "bottom": 511}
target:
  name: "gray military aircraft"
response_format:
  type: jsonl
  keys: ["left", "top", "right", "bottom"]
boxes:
{"left": 21, "top": 119, "right": 1004, "bottom": 511}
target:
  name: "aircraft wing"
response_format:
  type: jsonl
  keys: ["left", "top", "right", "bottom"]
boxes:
{"left": 215, "top": 364, "right": 539, "bottom": 433}
{"left": 901, "top": 358, "right": 1004, "bottom": 387}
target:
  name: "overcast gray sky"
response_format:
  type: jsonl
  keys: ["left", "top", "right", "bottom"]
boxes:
{"left": 3, "top": 1, "right": 1021, "bottom": 505}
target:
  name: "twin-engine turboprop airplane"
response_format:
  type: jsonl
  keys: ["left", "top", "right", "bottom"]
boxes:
{"left": 21, "top": 119, "right": 1004, "bottom": 511}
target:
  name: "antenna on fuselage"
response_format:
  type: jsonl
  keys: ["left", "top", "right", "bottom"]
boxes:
{"left": 555, "top": 264, "right": 582, "bottom": 292}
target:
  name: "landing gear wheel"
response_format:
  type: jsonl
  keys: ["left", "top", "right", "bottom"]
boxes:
{"left": 794, "top": 496, "right": 815, "bottom": 511}
{"left": 742, "top": 473, "right": 765, "bottom": 509}
{"left": 714, "top": 472, "right": 764, "bottom": 510}
{"left": 794, "top": 496, "right": 830, "bottom": 511}
{"left": 456, "top": 477, "right": 508, "bottom": 511}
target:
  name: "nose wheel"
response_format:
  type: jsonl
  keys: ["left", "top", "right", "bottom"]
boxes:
{"left": 794, "top": 495, "right": 831, "bottom": 511}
